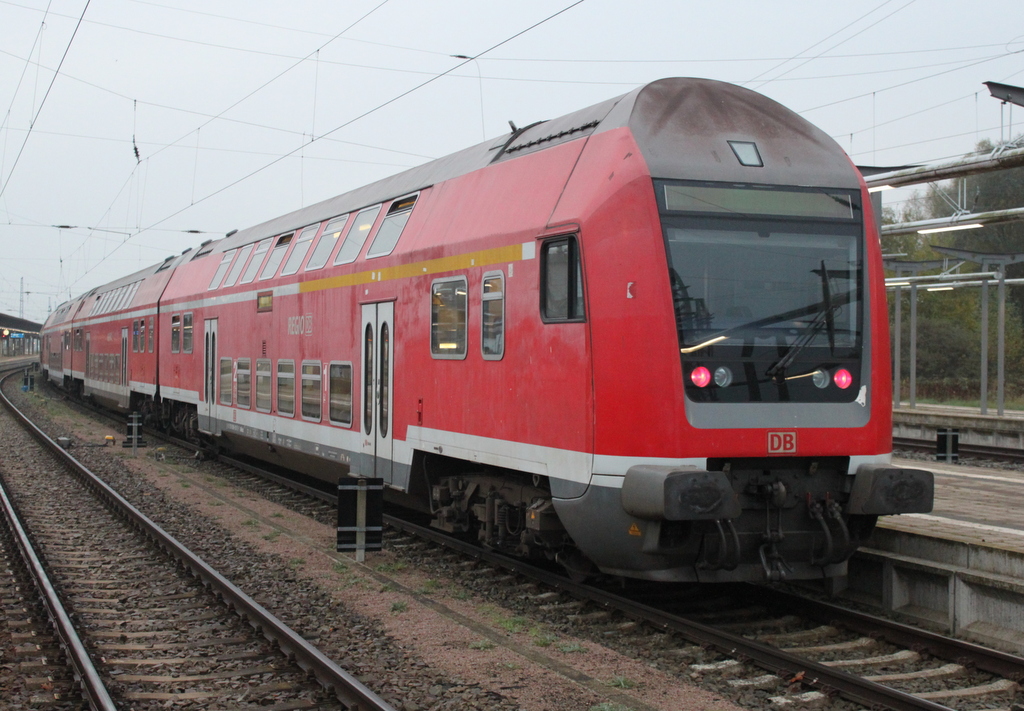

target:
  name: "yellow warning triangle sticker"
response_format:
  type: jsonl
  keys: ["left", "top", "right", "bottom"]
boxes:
{"left": 628, "top": 523, "right": 642, "bottom": 537}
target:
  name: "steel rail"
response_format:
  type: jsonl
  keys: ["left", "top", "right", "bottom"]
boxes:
{"left": 894, "top": 435, "right": 1024, "bottom": 463}
{"left": 0, "top": 472, "right": 117, "bottom": 711}
{"left": 0, "top": 373, "right": 396, "bottom": 711}
{"left": 753, "top": 587, "right": 1024, "bottom": 682}
{"left": 382, "top": 516, "right": 955, "bottom": 711}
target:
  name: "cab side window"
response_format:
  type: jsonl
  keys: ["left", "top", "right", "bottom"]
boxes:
{"left": 541, "top": 236, "right": 584, "bottom": 322}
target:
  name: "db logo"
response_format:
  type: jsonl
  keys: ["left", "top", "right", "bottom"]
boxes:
{"left": 767, "top": 431, "right": 797, "bottom": 455}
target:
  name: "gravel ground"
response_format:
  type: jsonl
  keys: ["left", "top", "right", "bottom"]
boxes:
{"left": 11, "top": 383, "right": 741, "bottom": 711}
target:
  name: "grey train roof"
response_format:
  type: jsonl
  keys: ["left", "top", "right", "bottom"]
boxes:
{"left": 203, "top": 78, "right": 862, "bottom": 258}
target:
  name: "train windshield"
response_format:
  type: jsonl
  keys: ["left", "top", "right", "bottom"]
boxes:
{"left": 657, "top": 180, "right": 865, "bottom": 403}
{"left": 665, "top": 227, "right": 861, "bottom": 351}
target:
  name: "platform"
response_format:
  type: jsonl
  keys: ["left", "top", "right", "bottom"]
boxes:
{"left": 893, "top": 403, "right": 1024, "bottom": 449}
{"left": 843, "top": 457, "right": 1024, "bottom": 653}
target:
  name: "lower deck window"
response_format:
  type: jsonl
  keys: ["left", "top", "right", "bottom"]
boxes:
{"left": 301, "top": 362, "right": 321, "bottom": 421}
{"left": 256, "top": 359, "right": 271, "bottom": 412}
{"left": 219, "top": 358, "right": 232, "bottom": 405}
{"left": 237, "top": 358, "right": 251, "bottom": 408}
{"left": 431, "top": 277, "right": 467, "bottom": 358}
{"left": 277, "top": 361, "right": 295, "bottom": 416}
{"left": 329, "top": 363, "right": 353, "bottom": 426}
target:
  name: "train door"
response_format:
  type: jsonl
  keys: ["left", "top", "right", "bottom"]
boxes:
{"left": 121, "top": 327, "right": 129, "bottom": 406}
{"left": 360, "top": 302, "right": 394, "bottom": 485}
{"left": 200, "top": 319, "right": 220, "bottom": 435}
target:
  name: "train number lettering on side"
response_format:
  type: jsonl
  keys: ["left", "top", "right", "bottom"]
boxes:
{"left": 287, "top": 314, "right": 313, "bottom": 336}
{"left": 767, "top": 431, "right": 797, "bottom": 455}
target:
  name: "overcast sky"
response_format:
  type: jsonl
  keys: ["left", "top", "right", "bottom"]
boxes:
{"left": 1, "top": 0, "right": 1022, "bottom": 322}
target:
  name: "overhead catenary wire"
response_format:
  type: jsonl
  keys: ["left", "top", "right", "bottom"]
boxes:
{"left": 0, "top": 0, "right": 90, "bottom": 202}
{"left": 67, "top": 0, "right": 590, "bottom": 290}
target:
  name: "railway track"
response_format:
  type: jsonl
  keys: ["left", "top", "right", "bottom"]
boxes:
{"left": 158, "top": 452, "right": 1024, "bottom": 710}
{"left": 894, "top": 435, "right": 1024, "bottom": 464}
{"left": 0, "top": 371, "right": 394, "bottom": 711}
{"left": 22, "top": 377, "right": 1024, "bottom": 710}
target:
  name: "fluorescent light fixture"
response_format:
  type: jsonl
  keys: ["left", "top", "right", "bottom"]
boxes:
{"left": 887, "top": 281, "right": 911, "bottom": 287}
{"left": 926, "top": 286, "right": 954, "bottom": 292}
{"left": 917, "top": 223, "right": 984, "bottom": 235}
{"left": 867, "top": 185, "right": 894, "bottom": 193}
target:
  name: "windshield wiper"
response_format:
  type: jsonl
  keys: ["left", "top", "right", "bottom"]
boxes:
{"left": 765, "top": 265, "right": 844, "bottom": 380}
{"left": 820, "top": 260, "right": 836, "bottom": 354}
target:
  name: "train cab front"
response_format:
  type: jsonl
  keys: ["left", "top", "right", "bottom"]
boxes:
{"left": 558, "top": 178, "right": 934, "bottom": 584}
{"left": 661, "top": 179, "right": 932, "bottom": 581}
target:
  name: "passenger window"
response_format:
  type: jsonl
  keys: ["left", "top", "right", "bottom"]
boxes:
{"left": 171, "top": 314, "right": 181, "bottom": 353}
{"left": 482, "top": 272, "right": 504, "bottom": 360}
{"left": 301, "top": 362, "right": 322, "bottom": 421}
{"left": 219, "top": 358, "right": 233, "bottom": 405}
{"left": 334, "top": 205, "right": 382, "bottom": 265}
{"left": 255, "top": 359, "right": 272, "bottom": 412}
{"left": 259, "top": 233, "right": 293, "bottom": 280}
{"left": 182, "top": 313, "right": 193, "bottom": 354}
{"left": 431, "top": 277, "right": 468, "bottom": 359}
{"left": 148, "top": 317, "right": 154, "bottom": 352}
{"left": 236, "top": 358, "right": 251, "bottom": 408}
{"left": 223, "top": 244, "right": 253, "bottom": 287}
{"left": 329, "top": 362, "right": 353, "bottom": 426}
{"left": 281, "top": 225, "right": 318, "bottom": 276}
{"left": 541, "top": 237, "right": 585, "bottom": 321}
{"left": 366, "top": 194, "right": 416, "bottom": 259}
{"left": 277, "top": 360, "right": 295, "bottom": 417}
{"left": 208, "top": 250, "right": 235, "bottom": 290}
{"left": 305, "top": 216, "right": 348, "bottom": 272}
{"left": 240, "top": 238, "right": 272, "bottom": 284}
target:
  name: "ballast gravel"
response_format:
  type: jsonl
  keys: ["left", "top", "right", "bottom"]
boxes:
{"left": 9, "top": 384, "right": 741, "bottom": 711}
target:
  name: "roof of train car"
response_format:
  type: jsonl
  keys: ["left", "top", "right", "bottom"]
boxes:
{"left": 204, "top": 77, "right": 858, "bottom": 257}
{"left": 43, "top": 248, "right": 195, "bottom": 329}
{"left": 45, "top": 76, "right": 862, "bottom": 324}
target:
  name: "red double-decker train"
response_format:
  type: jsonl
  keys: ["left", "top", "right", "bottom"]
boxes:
{"left": 41, "top": 78, "right": 932, "bottom": 583}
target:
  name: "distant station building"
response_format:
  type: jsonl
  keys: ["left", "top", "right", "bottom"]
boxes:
{"left": 0, "top": 313, "right": 41, "bottom": 357}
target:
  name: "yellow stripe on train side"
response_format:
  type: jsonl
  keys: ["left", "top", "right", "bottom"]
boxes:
{"left": 298, "top": 242, "right": 531, "bottom": 295}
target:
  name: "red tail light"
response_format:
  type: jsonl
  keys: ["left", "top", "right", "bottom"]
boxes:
{"left": 833, "top": 368, "right": 853, "bottom": 389}
{"left": 690, "top": 366, "right": 711, "bottom": 388}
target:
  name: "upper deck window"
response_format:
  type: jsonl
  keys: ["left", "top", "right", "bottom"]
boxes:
{"left": 240, "top": 238, "right": 272, "bottom": 284}
{"left": 209, "top": 250, "right": 236, "bottom": 290}
{"left": 281, "top": 225, "right": 319, "bottom": 275}
{"left": 305, "top": 216, "right": 348, "bottom": 272}
{"left": 259, "top": 233, "right": 294, "bottom": 280}
{"left": 366, "top": 195, "right": 416, "bottom": 259}
{"left": 223, "top": 244, "right": 253, "bottom": 287}
{"left": 334, "top": 205, "right": 382, "bottom": 266}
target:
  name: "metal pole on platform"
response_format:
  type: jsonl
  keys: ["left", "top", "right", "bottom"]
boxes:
{"left": 893, "top": 285, "right": 902, "bottom": 407}
{"left": 980, "top": 277, "right": 989, "bottom": 415}
{"left": 998, "top": 269, "right": 1006, "bottom": 416}
{"left": 909, "top": 284, "right": 918, "bottom": 408}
